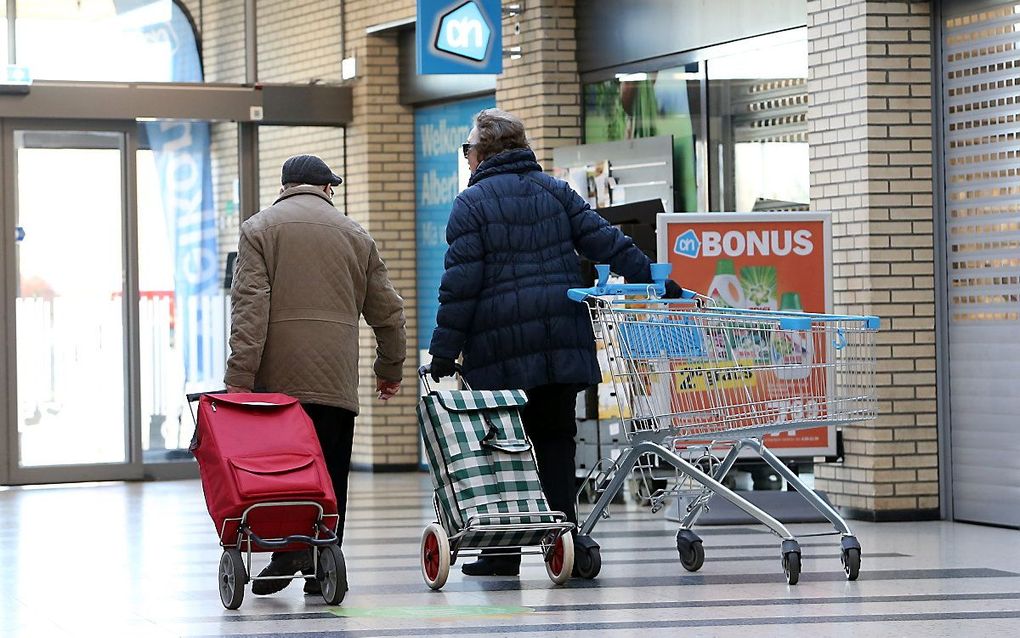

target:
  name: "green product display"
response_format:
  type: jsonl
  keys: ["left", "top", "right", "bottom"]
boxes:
{"left": 740, "top": 266, "right": 778, "bottom": 309}
{"left": 716, "top": 258, "right": 736, "bottom": 275}
{"left": 780, "top": 292, "right": 804, "bottom": 312}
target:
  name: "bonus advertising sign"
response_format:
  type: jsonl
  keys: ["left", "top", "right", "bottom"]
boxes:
{"left": 657, "top": 212, "right": 835, "bottom": 457}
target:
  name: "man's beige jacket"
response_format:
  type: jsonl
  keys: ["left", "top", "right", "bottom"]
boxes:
{"left": 225, "top": 184, "right": 406, "bottom": 413}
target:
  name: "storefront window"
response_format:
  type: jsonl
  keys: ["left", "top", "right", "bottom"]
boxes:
{"left": 136, "top": 120, "right": 238, "bottom": 462}
{"left": 707, "top": 31, "right": 809, "bottom": 212}
{"left": 582, "top": 30, "right": 809, "bottom": 214}
{"left": 14, "top": 0, "right": 202, "bottom": 82}
{"left": 584, "top": 63, "right": 701, "bottom": 212}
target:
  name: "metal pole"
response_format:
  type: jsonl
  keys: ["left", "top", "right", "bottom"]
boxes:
{"left": 0, "top": 120, "right": 10, "bottom": 484}
{"left": 122, "top": 126, "right": 144, "bottom": 470}
{"left": 244, "top": 0, "right": 257, "bottom": 84}
{"left": 930, "top": 0, "right": 952, "bottom": 523}
{"left": 241, "top": 0, "right": 259, "bottom": 223}
{"left": 238, "top": 123, "right": 260, "bottom": 221}
{"left": 7, "top": 0, "right": 16, "bottom": 65}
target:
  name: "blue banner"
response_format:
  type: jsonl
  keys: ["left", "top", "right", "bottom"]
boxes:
{"left": 415, "top": 95, "right": 495, "bottom": 353}
{"left": 136, "top": 2, "right": 220, "bottom": 382}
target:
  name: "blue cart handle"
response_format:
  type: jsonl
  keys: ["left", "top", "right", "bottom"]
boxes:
{"left": 568, "top": 263, "right": 695, "bottom": 302}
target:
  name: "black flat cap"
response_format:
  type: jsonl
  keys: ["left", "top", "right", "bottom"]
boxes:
{"left": 281, "top": 154, "right": 343, "bottom": 186}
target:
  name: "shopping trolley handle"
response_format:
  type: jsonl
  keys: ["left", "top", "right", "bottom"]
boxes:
{"left": 186, "top": 390, "right": 228, "bottom": 403}
{"left": 418, "top": 363, "right": 471, "bottom": 393}
{"left": 568, "top": 262, "right": 678, "bottom": 302}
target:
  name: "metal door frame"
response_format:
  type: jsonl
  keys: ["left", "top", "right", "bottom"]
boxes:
{"left": 0, "top": 118, "right": 143, "bottom": 485}
{"left": 932, "top": 0, "right": 953, "bottom": 522}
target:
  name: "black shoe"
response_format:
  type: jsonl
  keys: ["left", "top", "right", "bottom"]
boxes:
{"left": 460, "top": 557, "right": 520, "bottom": 576}
{"left": 251, "top": 553, "right": 311, "bottom": 596}
{"left": 301, "top": 567, "right": 321, "bottom": 595}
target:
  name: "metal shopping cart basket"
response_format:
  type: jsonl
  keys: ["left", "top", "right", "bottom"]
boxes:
{"left": 567, "top": 263, "right": 879, "bottom": 585}
{"left": 416, "top": 365, "right": 575, "bottom": 589}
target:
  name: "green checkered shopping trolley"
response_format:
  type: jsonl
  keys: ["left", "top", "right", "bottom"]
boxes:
{"left": 416, "top": 365, "right": 575, "bottom": 590}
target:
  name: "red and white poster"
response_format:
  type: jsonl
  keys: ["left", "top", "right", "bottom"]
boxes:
{"left": 656, "top": 212, "right": 835, "bottom": 457}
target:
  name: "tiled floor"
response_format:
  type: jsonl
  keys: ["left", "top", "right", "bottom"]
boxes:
{"left": 2, "top": 472, "right": 1020, "bottom": 637}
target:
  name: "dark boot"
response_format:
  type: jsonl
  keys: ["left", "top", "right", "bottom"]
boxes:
{"left": 251, "top": 551, "right": 312, "bottom": 595}
{"left": 460, "top": 553, "right": 521, "bottom": 576}
{"left": 301, "top": 566, "right": 321, "bottom": 595}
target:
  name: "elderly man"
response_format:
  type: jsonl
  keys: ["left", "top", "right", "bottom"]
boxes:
{"left": 225, "top": 154, "right": 406, "bottom": 597}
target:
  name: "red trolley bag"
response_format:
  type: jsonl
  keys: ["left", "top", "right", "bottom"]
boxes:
{"left": 191, "top": 392, "right": 338, "bottom": 550}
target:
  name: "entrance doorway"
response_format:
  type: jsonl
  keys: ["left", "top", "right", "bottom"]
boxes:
{"left": 4, "top": 123, "right": 141, "bottom": 482}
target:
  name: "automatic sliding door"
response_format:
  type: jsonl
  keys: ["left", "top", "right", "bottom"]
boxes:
{"left": 9, "top": 128, "right": 138, "bottom": 479}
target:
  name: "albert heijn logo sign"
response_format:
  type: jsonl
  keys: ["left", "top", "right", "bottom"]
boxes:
{"left": 673, "top": 228, "right": 815, "bottom": 259}
{"left": 417, "top": 0, "right": 502, "bottom": 75}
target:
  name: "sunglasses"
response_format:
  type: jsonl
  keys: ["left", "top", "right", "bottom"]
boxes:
{"left": 461, "top": 143, "right": 475, "bottom": 159}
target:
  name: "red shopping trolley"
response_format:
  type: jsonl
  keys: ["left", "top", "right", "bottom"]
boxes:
{"left": 188, "top": 392, "right": 345, "bottom": 608}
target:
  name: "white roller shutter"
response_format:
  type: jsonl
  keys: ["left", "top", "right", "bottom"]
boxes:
{"left": 943, "top": 3, "right": 1020, "bottom": 528}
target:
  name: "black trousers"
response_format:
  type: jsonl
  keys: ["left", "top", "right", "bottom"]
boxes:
{"left": 479, "top": 383, "right": 579, "bottom": 564}
{"left": 274, "top": 403, "right": 355, "bottom": 562}
{"left": 521, "top": 383, "right": 580, "bottom": 526}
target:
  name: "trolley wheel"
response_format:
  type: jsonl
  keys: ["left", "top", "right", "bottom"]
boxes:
{"left": 218, "top": 549, "right": 246, "bottom": 610}
{"left": 421, "top": 523, "right": 451, "bottom": 590}
{"left": 676, "top": 529, "right": 705, "bottom": 572}
{"left": 318, "top": 544, "right": 348, "bottom": 605}
{"left": 842, "top": 547, "right": 861, "bottom": 581}
{"left": 783, "top": 551, "right": 801, "bottom": 586}
{"left": 573, "top": 537, "right": 602, "bottom": 579}
{"left": 679, "top": 541, "right": 705, "bottom": 572}
{"left": 545, "top": 532, "right": 574, "bottom": 585}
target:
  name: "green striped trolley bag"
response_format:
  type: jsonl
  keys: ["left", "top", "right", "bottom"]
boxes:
{"left": 416, "top": 365, "right": 574, "bottom": 589}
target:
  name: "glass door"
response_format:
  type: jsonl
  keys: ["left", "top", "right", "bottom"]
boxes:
{"left": 2, "top": 122, "right": 142, "bottom": 484}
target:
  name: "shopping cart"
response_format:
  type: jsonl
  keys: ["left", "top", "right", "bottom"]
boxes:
{"left": 567, "top": 263, "right": 879, "bottom": 585}
{"left": 416, "top": 365, "right": 575, "bottom": 589}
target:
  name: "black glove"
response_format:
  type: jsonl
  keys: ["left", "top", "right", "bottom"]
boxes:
{"left": 663, "top": 279, "right": 687, "bottom": 299}
{"left": 429, "top": 357, "right": 458, "bottom": 382}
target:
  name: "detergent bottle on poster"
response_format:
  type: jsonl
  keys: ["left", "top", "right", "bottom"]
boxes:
{"left": 740, "top": 265, "right": 778, "bottom": 310}
{"left": 773, "top": 292, "right": 813, "bottom": 381}
{"left": 706, "top": 259, "right": 746, "bottom": 309}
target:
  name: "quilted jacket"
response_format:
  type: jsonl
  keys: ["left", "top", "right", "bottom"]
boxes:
{"left": 225, "top": 185, "right": 406, "bottom": 413}
{"left": 428, "top": 148, "right": 653, "bottom": 391}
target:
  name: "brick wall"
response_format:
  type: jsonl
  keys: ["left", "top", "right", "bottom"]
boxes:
{"left": 257, "top": 1, "right": 344, "bottom": 83}
{"left": 185, "top": 0, "right": 245, "bottom": 84}
{"left": 807, "top": 0, "right": 938, "bottom": 518}
{"left": 344, "top": 1, "right": 419, "bottom": 467}
{"left": 496, "top": 0, "right": 582, "bottom": 169}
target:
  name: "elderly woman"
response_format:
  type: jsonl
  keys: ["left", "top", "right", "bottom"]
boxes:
{"left": 428, "top": 109, "right": 687, "bottom": 576}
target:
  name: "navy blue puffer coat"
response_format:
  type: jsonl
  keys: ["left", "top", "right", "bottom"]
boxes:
{"left": 428, "top": 148, "right": 653, "bottom": 391}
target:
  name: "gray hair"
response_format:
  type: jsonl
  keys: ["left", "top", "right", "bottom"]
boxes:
{"left": 471, "top": 108, "right": 529, "bottom": 158}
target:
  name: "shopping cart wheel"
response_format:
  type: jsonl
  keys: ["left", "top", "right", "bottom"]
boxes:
{"left": 318, "top": 544, "right": 347, "bottom": 605}
{"left": 676, "top": 529, "right": 705, "bottom": 572}
{"left": 840, "top": 535, "right": 861, "bottom": 581}
{"left": 545, "top": 531, "right": 574, "bottom": 585}
{"left": 218, "top": 549, "right": 246, "bottom": 610}
{"left": 679, "top": 541, "right": 705, "bottom": 572}
{"left": 782, "top": 539, "right": 801, "bottom": 586}
{"left": 421, "top": 523, "right": 451, "bottom": 590}
{"left": 842, "top": 548, "right": 861, "bottom": 581}
{"left": 573, "top": 536, "right": 602, "bottom": 579}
